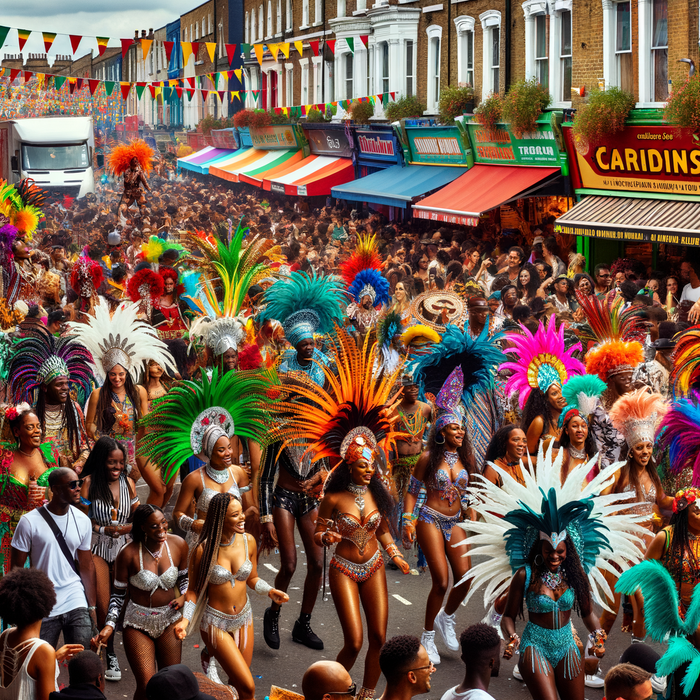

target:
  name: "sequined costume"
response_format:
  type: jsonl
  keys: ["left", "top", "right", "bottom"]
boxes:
{"left": 42, "top": 402, "right": 90, "bottom": 471}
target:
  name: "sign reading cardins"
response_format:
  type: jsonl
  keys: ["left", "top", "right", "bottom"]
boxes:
{"left": 249, "top": 125, "right": 299, "bottom": 150}
{"left": 467, "top": 122, "right": 561, "bottom": 166}
{"left": 564, "top": 124, "right": 700, "bottom": 196}
{"left": 406, "top": 126, "right": 471, "bottom": 165}
{"left": 304, "top": 127, "right": 353, "bottom": 158}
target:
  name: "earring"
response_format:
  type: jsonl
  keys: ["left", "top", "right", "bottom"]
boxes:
{"left": 435, "top": 433, "right": 445, "bottom": 445}
{"left": 534, "top": 554, "right": 544, "bottom": 566}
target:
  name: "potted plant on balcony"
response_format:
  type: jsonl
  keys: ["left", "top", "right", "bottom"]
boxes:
{"left": 233, "top": 109, "right": 256, "bottom": 128}
{"left": 250, "top": 109, "right": 273, "bottom": 128}
{"left": 349, "top": 101, "right": 375, "bottom": 124}
{"left": 385, "top": 95, "right": 426, "bottom": 122}
{"left": 571, "top": 87, "right": 635, "bottom": 154}
{"left": 439, "top": 84, "right": 476, "bottom": 124}
{"left": 664, "top": 74, "right": 700, "bottom": 133}
{"left": 473, "top": 93, "right": 503, "bottom": 132}
{"left": 501, "top": 78, "right": 551, "bottom": 138}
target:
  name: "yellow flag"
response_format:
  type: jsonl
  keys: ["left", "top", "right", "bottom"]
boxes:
{"left": 234, "top": 69, "right": 242, "bottom": 82}
{"left": 205, "top": 42, "right": 216, "bottom": 62}
{"left": 231, "top": 91, "right": 240, "bottom": 101}
{"left": 141, "top": 39, "right": 153, "bottom": 60}
{"left": 268, "top": 43, "right": 280, "bottom": 61}
{"left": 294, "top": 41, "right": 303, "bottom": 56}
{"left": 182, "top": 42, "right": 193, "bottom": 66}
{"left": 254, "top": 44, "right": 264, "bottom": 65}
{"left": 280, "top": 43, "right": 290, "bottom": 59}
{"left": 155, "top": 86, "right": 162, "bottom": 98}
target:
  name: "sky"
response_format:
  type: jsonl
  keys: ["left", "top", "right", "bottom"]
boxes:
{"left": 2, "top": 0, "right": 201, "bottom": 64}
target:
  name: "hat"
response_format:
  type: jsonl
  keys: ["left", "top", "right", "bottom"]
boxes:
{"left": 651, "top": 337, "right": 676, "bottom": 350}
{"left": 146, "top": 664, "right": 216, "bottom": 700}
{"left": 107, "top": 231, "right": 121, "bottom": 246}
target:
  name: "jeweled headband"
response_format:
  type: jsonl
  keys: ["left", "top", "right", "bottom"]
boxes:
{"left": 190, "top": 406, "right": 235, "bottom": 462}
{"left": 341, "top": 427, "right": 378, "bottom": 464}
{"left": 37, "top": 356, "right": 70, "bottom": 386}
{"left": 283, "top": 309, "right": 321, "bottom": 348}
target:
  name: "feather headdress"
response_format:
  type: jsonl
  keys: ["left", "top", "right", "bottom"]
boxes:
{"left": 377, "top": 310, "right": 403, "bottom": 349}
{"left": 70, "top": 257, "right": 104, "bottom": 299}
{"left": 260, "top": 271, "right": 345, "bottom": 347}
{"left": 585, "top": 339, "right": 644, "bottom": 383}
{"left": 457, "top": 441, "right": 647, "bottom": 611}
{"left": 0, "top": 179, "right": 45, "bottom": 239}
{"left": 127, "top": 268, "right": 164, "bottom": 317}
{"left": 558, "top": 374, "right": 607, "bottom": 428}
{"left": 205, "top": 317, "right": 246, "bottom": 356}
{"left": 138, "top": 367, "right": 275, "bottom": 484}
{"left": 67, "top": 298, "right": 175, "bottom": 383}
{"left": 401, "top": 324, "right": 441, "bottom": 350}
{"left": 108, "top": 140, "right": 154, "bottom": 176}
{"left": 340, "top": 233, "right": 389, "bottom": 308}
{"left": 574, "top": 290, "right": 646, "bottom": 347}
{"left": 656, "top": 390, "right": 700, "bottom": 483}
{"left": 609, "top": 388, "right": 668, "bottom": 449}
{"left": 671, "top": 325, "right": 700, "bottom": 397}
{"left": 501, "top": 317, "right": 585, "bottom": 409}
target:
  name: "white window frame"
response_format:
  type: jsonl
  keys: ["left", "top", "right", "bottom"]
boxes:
{"left": 277, "top": 0, "right": 282, "bottom": 35}
{"left": 379, "top": 41, "right": 390, "bottom": 94}
{"left": 315, "top": 0, "right": 322, "bottom": 24}
{"left": 208, "top": 15, "right": 213, "bottom": 34}
{"left": 286, "top": 0, "right": 293, "bottom": 30}
{"left": 250, "top": 9, "right": 256, "bottom": 42}
{"left": 285, "top": 64, "right": 294, "bottom": 106}
{"left": 405, "top": 39, "right": 416, "bottom": 96}
{"left": 302, "top": 0, "right": 310, "bottom": 27}
{"left": 267, "top": 1, "right": 273, "bottom": 38}
{"left": 259, "top": 5, "right": 264, "bottom": 40}
{"left": 638, "top": 0, "right": 668, "bottom": 105}
{"left": 300, "top": 59, "right": 309, "bottom": 104}
{"left": 344, "top": 51, "right": 354, "bottom": 99}
{"left": 479, "top": 10, "right": 501, "bottom": 99}
{"left": 548, "top": 0, "right": 573, "bottom": 107}
{"left": 202, "top": 19, "right": 206, "bottom": 37}
{"left": 425, "top": 24, "right": 442, "bottom": 112}
{"left": 312, "top": 56, "right": 323, "bottom": 101}
{"left": 454, "top": 16, "right": 475, "bottom": 87}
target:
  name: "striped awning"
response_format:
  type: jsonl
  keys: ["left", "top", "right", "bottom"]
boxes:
{"left": 261, "top": 155, "right": 354, "bottom": 196}
{"left": 554, "top": 195, "right": 700, "bottom": 247}
{"left": 209, "top": 148, "right": 299, "bottom": 183}
{"left": 179, "top": 148, "right": 242, "bottom": 174}
{"left": 238, "top": 149, "right": 304, "bottom": 186}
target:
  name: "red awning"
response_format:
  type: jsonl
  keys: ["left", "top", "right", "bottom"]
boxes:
{"left": 412, "top": 165, "right": 560, "bottom": 226}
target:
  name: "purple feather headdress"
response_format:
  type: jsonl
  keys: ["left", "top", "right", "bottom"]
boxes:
{"left": 657, "top": 390, "right": 700, "bottom": 485}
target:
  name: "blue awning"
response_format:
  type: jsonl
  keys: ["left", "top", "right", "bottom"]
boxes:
{"left": 331, "top": 164, "right": 469, "bottom": 208}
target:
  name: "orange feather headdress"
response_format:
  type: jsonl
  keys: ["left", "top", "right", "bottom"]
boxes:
{"left": 609, "top": 388, "right": 668, "bottom": 448}
{"left": 108, "top": 140, "right": 154, "bottom": 176}
{"left": 585, "top": 340, "right": 644, "bottom": 383}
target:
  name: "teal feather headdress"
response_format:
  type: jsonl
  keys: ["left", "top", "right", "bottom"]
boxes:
{"left": 377, "top": 310, "right": 402, "bottom": 349}
{"left": 558, "top": 374, "right": 607, "bottom": 428}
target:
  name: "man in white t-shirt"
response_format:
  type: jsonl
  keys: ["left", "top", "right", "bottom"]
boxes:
{"left": 11, "top": 467, "right": 96, "bottom": 650}
{"left": 439, "top": 624, "right": 500, "bottom": 700}
{"left": 680, "top": 260, "right": 700, "bottom": 304}
{"left": 378, "top": 635, "right": 435, "bottom": 700}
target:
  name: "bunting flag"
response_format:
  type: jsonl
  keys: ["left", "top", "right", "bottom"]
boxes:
{"left": 69, "top": 34, "right": 82, "bottom": 54}
{"left": 254, "top": 44, "right": 264, "bottom": 65}
{"left": 0, "top": 27, "right": 10, "bottom": 50}
{"left": 205, "top": 42, "right": 216, "bottom": 62}
{"left": 241, "top": 43, "right": 251, "bottom": 59}
{"left": 135, "top": 83, "right": 146, "bottom": 100}
{"left": 120, "top": 81, "right": 131, "bottom": 99}
{"left": 182, "top": 42, "right": 194, "bottom": 65}
{"left": 42, "top": 32, "right": 57, "bottom": 53}
{"left": 23, "top": 72, "right": 32, "bottom": 83}
{"left": 175, "top": 86, "right": 183, "bottom": 98}
{"left": 217, "top": 90, "right": 226, "bottom": 101}
{"left": 360, "top": 35, "right": 369, "bottom": 48}
{"left": 346, "top": 38, "right": 354, "bottom": 54}
{"left": 163, "top": 40, "right": 174, "bottom": 63}
{"left": 325, "top": 39, "right": 336, "bottom": 54}
{"left": 309, "top": 40, "right": 319, "bottom": 57}
{"left": 201, "top": 89, "right": 209, "bottom": 102}
{"left": 225, "top": 43, "right": 237, "bottom": 66}
{"left": 294, "top": 40, "right": 303, "bottom": 56}
{"left": 191, "top": 42, "right": 200, "bottom": 61}
{"left": 268, "top": 43, "right": 280, "bottom": 61}
{"left": 231, "top": 90, "right": 240, "bottom": 101}
{"left": 233, "top": 69, "right": 242, "bottom": 82}
{"left": 88, "top": 78, "right": 100, "bottom": 95}
{"left": 76, "top": 78, "right": 84, "bottom": 90}
{"left": 186, "top": 76, "right": 195, "bottom": 89}
{"left": 10, "top": 69, "right": 20, "bottom": 84}
{"left": 96, "top": 37, "right": 109, "bottom": 56}
{"left": 120, "top": 38, "right": 133, "bottom": 59}
{"left": 240, "top": 90, "right": 247, "bottom": 101}
{"left": 252, "top": 90, "right": 261, "bottom": 102}
{"left": 280, "top": 43, "right": 290, "bottom": 59}
{"left": 141, "top": 39, "right": 153, "bottom": 60}
{"left": 17, "top": 29, "right": 31, "bottom": 52}
{"left": 68, "top": 78, "right": 77, "bottom": 95}
{"left": 186, "top": 88, "right": 195, "bottom": 101}
{"left": 103, "top": 79, "right": 115, "bottom": 95}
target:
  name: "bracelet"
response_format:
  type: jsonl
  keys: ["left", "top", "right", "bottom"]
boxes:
{"left": 384, "top": 543, "right": 400, "bottom": 559}
{"left": 88, "top": 606, "right": 96, "bottom": 611}
{"left": 401, "top": 513, "right": 413, "bottom": 523}
{"left": 178, "top": 514, "right": 194, "bottom": 532}
{"left": 255, "top": 579, "right": 273, "bottom": 596}
{"left": 105, "top": 620, "right": 116, "bottom": 629}
{"left": 261, "top": 515, "right": 273, "bottom": 524}
{"left": 99, "top": 526, "right": 105, "bottom": 536}
{"left": 183, "top": 600, "right": 196, "bottom": 621}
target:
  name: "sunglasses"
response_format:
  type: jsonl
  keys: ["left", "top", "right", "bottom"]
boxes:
{"left": 326, "top": 684, "right": 356, "bottom": 697}
{"left": 408, "top": 662, "right": 435, "bottom": 673}
{"left": 64, "top": 479, "right": 85, "bottom": 490}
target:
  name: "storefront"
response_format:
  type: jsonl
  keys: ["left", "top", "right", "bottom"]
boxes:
{"left": 178, "top": 128, "right": 243, "bottom": 175}
{"left": 354, "top": 126, "right": 403, "bottom": 177}
{"left": 556, "top": 111, "right": 700, "bottom": 268}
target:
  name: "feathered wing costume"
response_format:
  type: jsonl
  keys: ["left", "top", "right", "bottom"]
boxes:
{"left": 458, "top": 442, "right": 648, "bottom": 612}
{"left": 67, "top": 298, "right": 175, "bottom": 384}
{"left": 138, "top": 367, "right": 275, "bottom": 484}
{"left": 657, "top": 390, "right": 700, "bottom": 488}
{"left": 671, "top": 326, "right": 700, "bottom": 397}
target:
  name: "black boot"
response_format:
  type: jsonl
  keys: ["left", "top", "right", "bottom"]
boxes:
{"left": 292, "top": 612, "right": 324, "bottom": 650}
{"left": 264, "top": 606, "right": 281, "bottom": 649}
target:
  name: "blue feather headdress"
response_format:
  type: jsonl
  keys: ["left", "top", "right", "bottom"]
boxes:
{"left": 657, "top": 390, "right": 700, "bottom": 482}
{"left": 347, "top": 268, "right": 390, "bottom": 308}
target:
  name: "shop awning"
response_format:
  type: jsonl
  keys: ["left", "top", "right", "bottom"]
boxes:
{"left": 238, "top": 149, "right": 304, "bottom": 186}
{"left": 209, "top": 148, "right": 270, "bottom": 182}
{"left": 181, "top": 148, "right": 243, "bottom": 175}
{"left": 331, "top": 164, "right": 469, "bottom": 209}
{"left": 177, "top": 146, "right": 218, "bottom": 168}
{"left": 554, "top": 195, "right": 700, "bottom": 247}
{"left": 412, "top": 165, "right": 560, "bottom": 226}
{"left": 262, "top": 155, "right": 354, "bottom": 197}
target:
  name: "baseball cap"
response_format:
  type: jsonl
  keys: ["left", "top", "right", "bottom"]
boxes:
{"left": 146, "top": 664, "right": 217, "bottom": 700}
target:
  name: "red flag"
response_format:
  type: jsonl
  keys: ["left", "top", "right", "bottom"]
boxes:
{"left": 120, "top": 82, "right": 132, "bottom": 100}
{"left": 325, "top": 40, "right": 336, "bottom": 54}
{"left": 310, "top": 40, "right": 320, "bottom": 56}
{"left": 163, "top": 41, "right": 174, "bottom": 63}
{"left": 77, "top": 78, "right": 85, "bottom": 90}
{"left": 69, "top": 79, "right": 77, "bottom": 95}
{"left": 23, "top": 72, "right": 32, "bottom": 83}
{"left": 225, "top": 44, "right": 237, "bottom": 67}
{"left": 190, "top": 42, "right": 200, "bottom": 60}
{"left": 390, "top": 91, "right": 396, "bottom": 100}
{"left": 175, "top": 87, "right": 183, "bottom": 98}
{"left": 359, "top": 35, "right": 369, "bottom": 48}
{"left": 69, "top": 35, "right": 82, "bottom": 54}
{"left": 186, "top": 76, "right": 195, "bottom": 89}
{"left": 217, "top": 90, "right": 226, "bottom": 101}
{"left": 9, "top": 69, "right": 20, "bottom": 83}
{"left": 201, "top": 89, "right": 209, "bottom": 102}
{"left": 88, "top": 79, "right": 99, "bottom": 96}
{"left": 120, "top": 38, "right": 133, "bottom": 59}
{"left": 148, "top": 84, "right": 157, "bottom": 99}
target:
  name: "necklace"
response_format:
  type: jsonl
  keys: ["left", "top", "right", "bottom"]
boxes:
{"left": 220, "top": 534, "right": 236, "bottom": 547}
{"left": 205, "top": 464, "right": 230, "bottom": 484}
{"left": 541, "top": 569, "right": 563, "bottom": 590}
{"left": 145, "top": 542, "right": 163, "bottom": 562}
{"left": 569, "top": 446, "right": 587, "bottom": 460}
{"left": 17, "top": 448, "right": 35, "bottom": 457}
{"left": 444, "top": 451, "right": 459, "bottom": 469}
{"left": 347, "top": 482, "right": 368, "bottom": 517}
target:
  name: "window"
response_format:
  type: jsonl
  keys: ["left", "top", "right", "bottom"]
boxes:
{"left": 535, "top": 15, "right": 548, "bottom": 88}
{"left": 560, "top": 9, "right": 572, "bottom": 101}
{"left": 406, "top": 41, "right": 414, "bottom": 96}
{"left": 315, "top": 0, "right": 321, "bottom": 23}
{"left": 219, "top": 22, "right": 224, "bottom": 54}
{"left": 286, "top": 0, "right": 292, "bottom": 30}
{"left": 380, "top": 43, "right": 389, "bottom": 94}
{"left": 302, "top": 62, "right": 309, "bottom": 103}
{"left": 285, "top": 67, "right": 293, "bottom": 106}
{"left": 651, "top": 0, "right": 668, "bottom": 100}
{"left": 615, "top": 1, "right": 633, "bottom": 92}
{"left": 480, "top": 11, "right": 501, "bottom": 98}
{"left": 267, "top": 1, "right": 272, "bottom": 37}
{"left": 208, "top": 15, "right": 212, "bottom": 34}
{"left": 454, "top": 18, "right": 474, "bottom": 87}
{"left": 202, "top": 19, "right": 206, "bottom": 37}
{"left": 492, "top": 27, "right": 500, "bottom": 91}
{"left": 345, "top": 53, "right": 354, "bottom": 99}
{"left": 314, "top": 60, "right": 322, "bottom": 101}
{"left": 303, "top": 0, "right": 309, "bottom": 26}
{"left": 325, "top": 59, "right": 335, "bottom": 102}
{"left": 426, "top": 26, "right": 442, "bottom": 110}
{"left": 277, "top": 0, "right": 282, "bottom": 34}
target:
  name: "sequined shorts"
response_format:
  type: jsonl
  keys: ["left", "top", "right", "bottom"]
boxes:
{"left": 330, "top": 550, "right": 383, "bottom": 583}
{"left": 123, "top": 600, "right": 182, "bottom": 639}
{"left": 200, "top": 599, "right": 253, "bottom": 634}
{"left": 520, "top": 620, "right": 581, "bottom": 680}
{"left": 272, "top": 486, "right": 317, "bottom": 518}
{"left": 417, "top": 505, "right": 461, "bottom": 542}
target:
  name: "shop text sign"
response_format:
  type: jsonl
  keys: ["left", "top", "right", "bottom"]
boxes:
{"left": 467, "top": 122, "right": 560, "bottom": 166}
{"left": 250, "top": 125, "right": 299, "bottom": 150}
{"left": 555, "top": 221, "right": 700, "bottom": 247}
{"left": 566, "top": 125, "right": 700, "bottom": 195}
{"left": 407, "top": 127, "right": 470, "bottom": 165}
{"left": 357, "top": 133, "right": 396, "bottom": 160}
{"left": 305, "top": 128, "right": 353, "bottom": 158}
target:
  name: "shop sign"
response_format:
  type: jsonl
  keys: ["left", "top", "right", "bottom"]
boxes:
{"left": 413, "top": 208, "right": 479, "bottom": 227}
{"left": 555, "top": 220, "right": 700, "bottom": 247}
{"left": 305, "top": 128, "right": 353, "bottom": 158}
{"left": 270, "top": 183, "right": 286, "bottom": 193}
{"left": 467, "top": 122, "right": 561, "bottom": 166}
{"left": 564, "top": 125, "right": 700, "bottom": 196}
{"left": 297, "top": 185, "right": 308, "bottom": 196}
{"left": 211, "top": 128, "right": 240, "bottom": 150}
{"left": 356, "top": 132, "right": 397, "bottom": 162}
{"left": 406, "top": 127, "right": 470, "bottom": 165}
{"left": 250, "top": 125, "right": 299, "bottom": 150}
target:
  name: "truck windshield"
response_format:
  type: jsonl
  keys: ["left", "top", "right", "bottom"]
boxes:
{"left": 21, "top": 143, "right": 90, "bottom": 170}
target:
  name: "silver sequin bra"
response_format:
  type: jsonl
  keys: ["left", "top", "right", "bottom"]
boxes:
{"left": 130, "top": 541, "right": 178, "bottom": 595}
{"left": 196, "top": 467, "right": 241, "bottom": 513}
{"left": 209, "top": 533, "right": 253, "bottom": 585}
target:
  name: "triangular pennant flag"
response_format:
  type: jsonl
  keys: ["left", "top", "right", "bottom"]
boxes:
{"left": 252, "top": 90, "right": 261, "bottom": 102}
{"left": 185, "top": 76, "right": 194, "bottom": 89}
{"left": 225, "top": 43, "right": 237, "bottom": 67}
{"left": 325, "top": 39, "right": 336, "bottom": 54}
{"left": 0, "top": 27, "right": 10, "bottom": 51}
{"left": 141, "top": 39, "right": 153, "bottom": 60}
{"left": 217, "top": 90, "right": 226, "bottom": 101}
{"left": 135, "top": 83, "right": 146, "bottom": 100}
{"left": 346, "top": 38, "right": 354, "bottom": 54}
{"left": 10, "top": 69, "right": 20, "bottom": 84}
{"left": 103, "top": 80, "right": 115, "bottom": 95}
{"left": 310, "top": 40, "right": 319, "bottom": 56}
{"left": 268, "top": 43, "right": 280, "bottom": 61}
{"left": 234, "top": 69, "right": 242, "bottom": 82}
{"left": 23, "top": 71, "right": 32, "bottom": 83}
{"left": 239, "top": 90, "right": 247, "bottom": 101}
{"left": 42, "top": 32, "right": 57, "bottom": 53}
{"left": 294, "top": 40, "right": 303, "bottom": 56}
{"left": 68, "top": 78, "right": 77, "bottom": 95}
{"left": 277, "top": 43, "right": 289, "bottom": 60}
{"left": 254, "top": 44, "right": 264, "bottom": 65}
{"left": 148, "top": 84, "right": 157, "bottom": 99}
{"left": 76, "top": 78, "right": 84, "bottom": 90}
{"left": 175, "top": 86, "right": 183, "bottom": 98}
{"left": 37, "top": 74, "right": 44, "bottom": 88}
{"left": 201, "top": 89, "right": 210, "bottom": 102}
{"left": 382, "top": 92, "right": 389, "bottom": 107}
{"left": 163, "top": 41, "right": 174, "bottom": 64}
{"left": 231, "top": 91, "right": 240, "bottom": 101}
{"left": 360, "top": 35, "right": 369, "bottom": 48}
{"left": 120, "top": 82, "right": 132, "bottom": 100}
{"left": 162, "top": 87, "right": 170, "bottom": 100}
{"left": 96, "top": 37, "right": 109, "bottom": 56}
{"left": 69, "top": 35, "right": 82, "bottom": 55}
{"left": 17, "top": 29, "right": 31, "bottom": 52}
{"left": 182, "top": 42, "right": 193, "bottom": 66}
{"left": 186, "top": 88, "right": 195, "bottom": 101}
{"left": 241, "top": 43, "right": 251, "bottom": 59}
{"left": 191, "top": 42, "right": 200, "bottom": 60}
{"left": 121, "top": 38, "right": 133, "bottom": 59}
{"left": 205, "top": 42, "right": 216, "bottom": 63}
{"left": 390, "top": 91, "right": 396, "bottom": 100}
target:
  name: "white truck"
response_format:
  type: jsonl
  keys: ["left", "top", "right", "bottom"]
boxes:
{"left": 0, "top": 116, "right": 95, "bottom": 199}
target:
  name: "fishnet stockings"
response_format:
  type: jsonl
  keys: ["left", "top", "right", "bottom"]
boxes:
{"left": 94, "top": 556, "right": 115, "bottom": 655}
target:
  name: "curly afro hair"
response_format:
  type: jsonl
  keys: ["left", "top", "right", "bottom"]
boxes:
{"left": 0, "top": 568, "right": 56, "bottom": 626}
{"left": 459, "top": 623, "right": 501, "bottom": 660}
{"left": 379, "top": 635, "right": 421, "bottom": 683}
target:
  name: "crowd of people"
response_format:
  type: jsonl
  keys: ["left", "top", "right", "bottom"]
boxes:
{"left": 0, "top": 138, "right": 700, "bottom": 700}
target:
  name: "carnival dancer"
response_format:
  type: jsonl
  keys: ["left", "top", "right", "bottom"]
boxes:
{"left": 91, "top": 505, "right": 188, "bottom": 700}
{"left": 376, "top": 311, "right": 403, "bottom": 378}
{"left": 482, "top": 425, "right": 528, "bottom": 486}
{"left": 272, "top": 327, "right": 410, "bottom": 700}
{"left": 69, "top": 257, "right": 104, "bottom": 320}
{"left": 108, "top": 141, "right": 153, "bottom": 221}
{"left": 152, "top": 267, "right": 188, "bottom": 340}
{"left": 459, "top": 444, "right": 648, "bottom": 700}
{"left": 127, "top": 267, "right": 164, "bottom": 322}
{"left": 69, "top": 298, "right": 176, "bottom": 495}
{"left": 8, "top": 326, "right": 93, "bottom": 472}
{"left": 501, "top": 317, "right": 586, "bottom": 457}
{"left": 174, "top": 493, "right": 289, "bottom": 700}
{"left": 257, "top": 271, "right": 345, "bottom": 651}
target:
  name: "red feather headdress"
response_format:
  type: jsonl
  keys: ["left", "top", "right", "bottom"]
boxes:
{"left": 108, "top": 140, "right": 154, "bottom": 176}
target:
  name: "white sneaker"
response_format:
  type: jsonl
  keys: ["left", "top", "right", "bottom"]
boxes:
{"left": 421, "top": 630, "right": 441, "bottom": 665}
{"left": 481, "top": 604, "right": 503, "bottom": 639}
{"left": 651, "top": 675, "right": 667, "bottom": 694}
{"left": 105, "top": 653, "right": 121, "bottom": 682}
{"left": 584, "top": 670, "right": 605, "bottom": 689}
{"left": 512, "top": 664, "right": 522, "bottom": 681}
{"left": 434, "top": 608, "right": 459, "bottom": 651}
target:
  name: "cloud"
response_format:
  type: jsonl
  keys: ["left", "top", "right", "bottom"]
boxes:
{"left": 4, "top": 0, "right": 194, "bottom": 18}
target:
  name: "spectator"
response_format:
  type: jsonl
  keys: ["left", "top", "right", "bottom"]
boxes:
{"left": 379, "top": 635, "right": 435, "bottom": 700}
{"left": 594, "top": 264, "right": 612, "bottom": 296}
{"left": 49, "top": 651, "right": 106, "bottom": 700}
{"left": 11, "top": 467, "right": 97, "bottom": 651}
{"left": 603, "top": 664, "right": 652, "bottom": 700}
{"left": 491, "top": 247, "right": 524, "bottom": 291}
{"left": 439, "top": 624, "right": 500, "bottom": 700}
{"left": 542, "top": 236, "right": 566, "bottom": 278}
{"left": 146, "top": 664, "right": 217, "bottom": 700}
{"left": 45, "top": 309, "right": 66, "bottom": 336}
{"left": 618, "top": 643, "right": 666, "bottom": 695}
{"left": 547, "top": 275, "right": 578, "bottom": 314}
{"left": 302, "top": 661, "right": 354, "bottom": 700}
